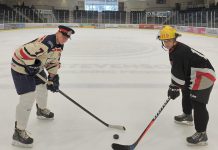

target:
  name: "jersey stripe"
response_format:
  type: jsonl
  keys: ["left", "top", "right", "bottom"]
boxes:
{"left": 171, "top": 74, "right": 185, "bottom": 86}
{"left": 192, "top": 71, "right": 216, "bottom": 90}
{"left": 19, "top": 48, "right": 34, "bottom": 60}
{"left": 24, "top": 47, "right": 36, "bottom": 57}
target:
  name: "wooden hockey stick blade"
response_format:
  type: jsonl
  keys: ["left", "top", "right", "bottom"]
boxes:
{"left": 108, "top": 124, "right": 126, "bottom": 131}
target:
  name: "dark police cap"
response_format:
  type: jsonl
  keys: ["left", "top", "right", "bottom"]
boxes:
{"left": 58, "top": 25, "right": 75, "bottom": 38}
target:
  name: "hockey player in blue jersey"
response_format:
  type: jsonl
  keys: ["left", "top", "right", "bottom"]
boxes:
{"left": 158, "top": 25, "right": 216, "bottom": 145}
{"left": 11, "top": 25, "right": 75, "bottom": 147}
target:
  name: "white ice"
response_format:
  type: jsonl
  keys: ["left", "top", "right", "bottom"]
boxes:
{"left": 0, "top": 28, "right": 217, "bottom": 150}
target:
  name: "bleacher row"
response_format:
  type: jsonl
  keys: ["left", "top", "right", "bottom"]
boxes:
{"left": 0, "top": 3, "right": 218, "bottom": 27}
{"left": 0, "top": 4, "right": 43, "bottom": 23}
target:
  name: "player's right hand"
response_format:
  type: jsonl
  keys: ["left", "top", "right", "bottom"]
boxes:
{"left": 47, "top": 74, "right": 59, "bottom": 92}
{"left": 168, "top": 84, "right": 180, "bottom": 100}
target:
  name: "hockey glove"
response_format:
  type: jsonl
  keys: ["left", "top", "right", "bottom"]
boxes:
{"left": 47, "top": 74, "right": 59, "bottom": 92}
{"left": 24, "top": 59, "right": 41, "bottom": 76}
{"left": 168, "top": 84, "right": 180, "bottom": 100}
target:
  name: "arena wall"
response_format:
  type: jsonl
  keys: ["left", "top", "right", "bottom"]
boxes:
{"left": 1, "top": 23, "right": 217, "bottom": 37}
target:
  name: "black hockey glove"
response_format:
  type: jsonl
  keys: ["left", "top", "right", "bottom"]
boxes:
{"left": 168, "top": 84, "right": 180, "bottom": 100}
{"left": 47, "top": 74, "right": 59, "bottom": 92}
{"left": 24, "top": 59, "right": 41, "bottom": 76}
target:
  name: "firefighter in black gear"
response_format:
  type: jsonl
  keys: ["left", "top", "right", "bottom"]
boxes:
{"left": 158, "top": 25, "right": 216, "bottom": 145}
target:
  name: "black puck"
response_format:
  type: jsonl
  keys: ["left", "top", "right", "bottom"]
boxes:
{"left": 113, "top": 134, "right": 119, "bottom": 139}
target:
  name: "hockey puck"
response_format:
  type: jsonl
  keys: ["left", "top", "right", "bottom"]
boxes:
{"left": 113, "top": 134, "right": 119, "bottom": 139}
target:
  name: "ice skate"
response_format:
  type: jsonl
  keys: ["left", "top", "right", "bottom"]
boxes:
{"left": 174, "top": 113, "right": 193, "bottom": 125}
{"left": 187, "top": 132, "right": 208, "bottom": 146}
{"left": 36, "top": 104, "right": 54, "bottom": 120}
{"left": 12, "top": 125, "right": 33, "bottom": 148}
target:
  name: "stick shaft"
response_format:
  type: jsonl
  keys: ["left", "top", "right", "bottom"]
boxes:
{"left": 36, "top": 74, "right": 125, "bottom": 130}
{"left": 134, "top": 97, "right": 171, "bottom": 146}
{"left": 134, "top": 97, "right": 171, "bottom": 147}
{"left": 112, "top": 98, "right": 171, "bottom": 150}
{"left": 58, "top": 89, "right": 109, "bottom": 127}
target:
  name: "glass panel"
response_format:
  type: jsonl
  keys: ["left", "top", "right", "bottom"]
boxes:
{"left": 85, "top": 0, "right": 118, "bottom": 12}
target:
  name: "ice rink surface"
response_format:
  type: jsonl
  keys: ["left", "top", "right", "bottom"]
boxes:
{"left": 0, "top": 28, "right": 217, "bottom": 150}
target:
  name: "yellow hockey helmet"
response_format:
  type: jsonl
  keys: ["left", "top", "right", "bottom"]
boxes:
{"left": 158, "top": 25, "right": 180, "bottom": 40}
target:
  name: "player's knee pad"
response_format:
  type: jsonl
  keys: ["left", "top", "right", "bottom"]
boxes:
{"left": 16, "top": 92, "right": 36, "bottom": 130}
{"left": 36, "top": 84, "right": 48, "bottom": 98}
{"left": 18, "top": 91, "right": 36, "bottom": 110}
{"left": 36, "top": 84, "right": 48, "bottom": 108}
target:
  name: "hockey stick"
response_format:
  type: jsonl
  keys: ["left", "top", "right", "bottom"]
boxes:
{"left": 18, "top": 58, "right": 126, "bottom": 130}
{"left": 112, "top": 97, "right": 171, "bottom": 150}
{"left": 36, "top": 73, "right": 126, "bottom": 131}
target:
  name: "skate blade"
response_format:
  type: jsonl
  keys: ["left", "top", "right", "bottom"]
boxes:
{"left": 12, "top": 140, "right": 33, "bottom": 148}
{"left": 187, "top": 141, "right": 208, "bottom": 146}
{"left": 37, "top": 116, "right": 54, "bottom": 120}
{"left": 174, "top": 120, "right": 193, "bottom": 126}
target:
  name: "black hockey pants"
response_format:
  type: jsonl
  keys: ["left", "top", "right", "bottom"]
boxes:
{"left": 181, "top": 86, "right": 213, "bottom": 132}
